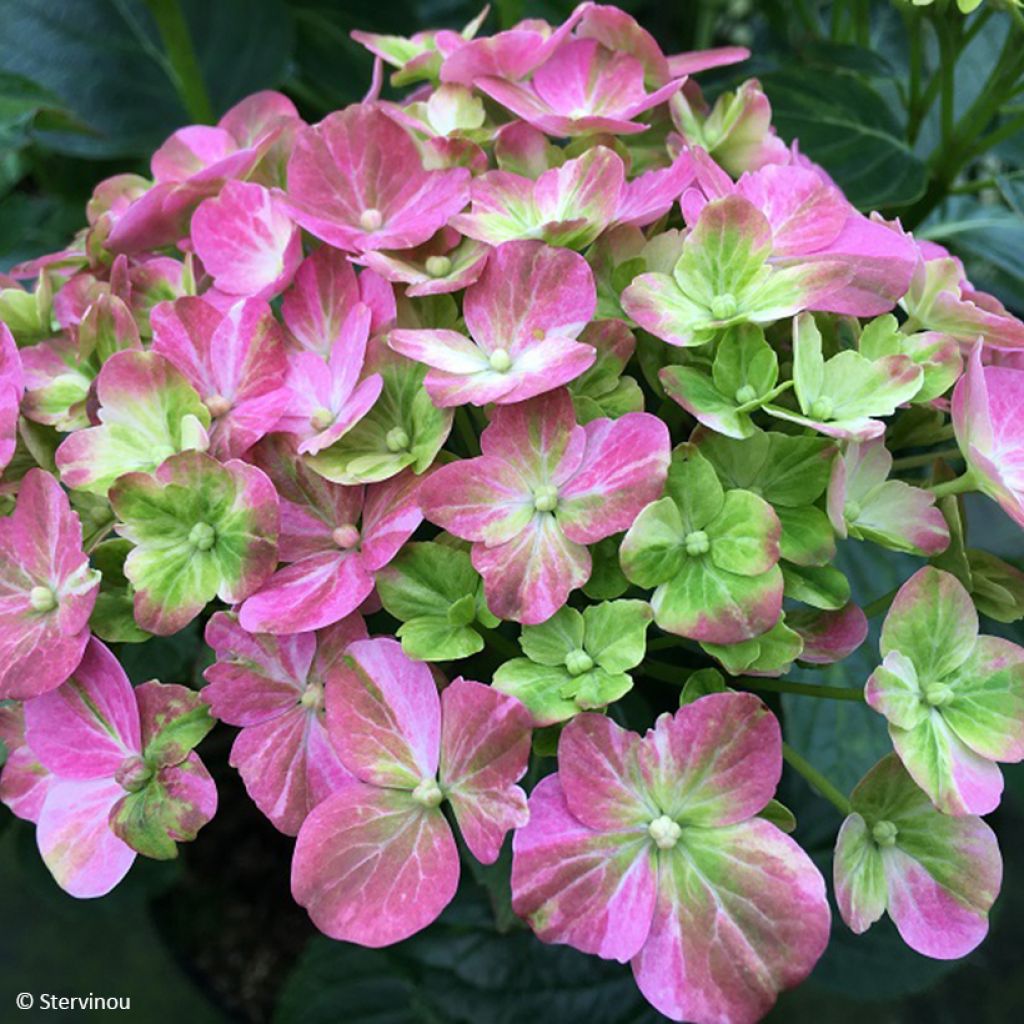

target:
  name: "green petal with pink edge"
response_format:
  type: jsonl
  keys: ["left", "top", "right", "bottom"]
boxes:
{"left": 136, "top": 681, "right": 214, "bottom": 767}
{"left": 55, "top": 350, "right": 211, "bottom": 495}
{"left": 835, "top": 754, "right": 1001, "bottom": 959}
{"left": 110, "top": 451, "right": 279, "bottom": 635}
{"left": 632, "top": 818, "right": 830, "bottom": 1024}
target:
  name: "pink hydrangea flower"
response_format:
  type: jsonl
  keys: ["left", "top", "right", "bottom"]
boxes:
{"left": 275, "top": 303, "right": 383, "bottom": 454}
{"left": 151, "top": 296, "right": 292, "bottom": 459}
{"left": 355, "top": 227, "right": 490, "bottom": 297}
{"left": 279, "top": 104, "right": 471, "bottom": 254}
{"left": 203, "top": 611, "right": 367, "bottom": 835}
{"left": 511, "top": 693, "right": 830, "bottom": 1023}
{"left": 237, "top": 436, "right": 422, "bottom": 634}
{"left": 952, "top": 344, "right": 1024, "bottom": 527}
{"left": 17, "top": 638, "right": 217, "bottom": 897}
{"left": 475, "top": 38, "right": 685, "bottom": 137}
{"left": 190, "top": 181, "right": 302, "bottom": 300}
{"left": 388, "top": 241, "right": 597, "bottom": 406}
{"left": 282, "top": 245, "right": 396, "bottom": 357}
{"left": 0, "top": 323, "right": 23, "bottom": 474}
{"left": 291, "top": 638, "right": 532, "bottom": 945}
{"left": 419, "top": 389, "right": 670, "bottom": 623}
{"left": 0, "top": 470, "right": 100, "bottom": 700}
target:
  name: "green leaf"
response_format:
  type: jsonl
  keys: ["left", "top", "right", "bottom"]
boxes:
{"left": 376, "top": 542, "right": 479, "bottom": 621}
{"left": 778, "top": 505, "right": 836, "bottom": 567}
{"left": 782, "top": 563, "right": 851, "bottom": 610}
{"left": 758, "top": 798, "right": 797, "bottom": 833}
{"left": 679, "top": 667, "right": 728, "bottom": 705}
{"left": 89, "top": 538, "right": 151, "bottom": 644}
{"left": 396, "top": 617, "right": 484, "bottom": 662}
{"left": 761, "top": 68, "right": 927, "bottom": 210}
{"left": 583, "top": 535, "right": 630, "bottom": 600}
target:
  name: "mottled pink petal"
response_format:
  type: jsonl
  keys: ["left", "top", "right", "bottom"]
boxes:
{"left": 360, "top": 469, "right": 423, "bottom": 570}
{"left": 325, "top": 637, "right": 441, "bottom": 788}
{"left": 790, "top": 604, "right": 868, "bottom": 664}
{"left": 438, "top": 678, "right": 532, "bottom": 863}
{"left": 0, "top": 745, "right": 53, "bottom": 823}
{"left": 512, "top": 774, "right": 657, "bottom": 962}
{"left": 0, "top": 324, "right": 23, "bottom": 473}
{"left": 36, "top": 778, "right": 136, "bottom": 898}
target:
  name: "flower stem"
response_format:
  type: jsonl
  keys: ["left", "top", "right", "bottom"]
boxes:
{"left": 145, "top": 0, "right": 213, "bottom": 123}
{"left": 927, "top": 469, "right": 978, "bottom": 498}
{"left": 741, "top": 678, "right": 865, "bottom": 703}
{"left": 891, "top": 446, "right": 963, "bottom": 471}
{"left": 782, "top": 742, "right": 852, "bottom": 816}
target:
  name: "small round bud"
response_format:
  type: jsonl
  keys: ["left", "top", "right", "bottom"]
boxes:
{"left": 189, "top": 522, "right": 217, "bottom": 552}
{"left": 205, "top": 393, "right": 232, "bottom": 418}
{"left": 332, "top": 524, "right": 360, "bottom": 549}
{"left": 809, "top": 397, "right": 833, "bottom": 421}
{"left": 684, "top": 530, "right": 710, "bottom": 557}
{"left": 843, "top": 500, "right": 862, "bottom": 522}
{"left": 385, "top": 426, "right": 410, "bottom": 452}
{"left": 359, "top": 207, "right": 383, "bottom": 231}
{"left": 533, "top": 484, "right": 559, "bottom": 513}
{"left": 923, "top": 682, "right": 955, "bottom": 708}
{"left": 424, "top": 255, "right": 452, "bottom": 278}
{"left": 310, "top": 406, "right": 335, "bottom": 431}
{"left": 488, "top": 348, "right": 512, "bottom": 372}
{"left": 648, "top": 814, "right": 682, "bottom": 850}
{"left": 565, "top": 649, "right": 594, "bottom": 676}
{"left": 871, "top": 820, "right": 898, "bottom": 847}
{"left": 411, "top": 777, "right": 444, "bottom": 808}
{"left": 710, "top": 293, "right": 738, "bottom": 320}
{"left": 29, "top": 585, "right": 58, "bottom": 613}
{"left": 734, "top": 384, "right": 758, "bottom": 406}
{"left": 115, "top": 754, "right": 153, "bottom": 793}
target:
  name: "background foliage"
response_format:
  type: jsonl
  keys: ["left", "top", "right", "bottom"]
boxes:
{"left": 1, "top": 1, "right": 1022, "bottom": 1021}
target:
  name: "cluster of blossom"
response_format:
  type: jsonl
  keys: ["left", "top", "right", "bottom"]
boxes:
{"left": 1, "top": 4, "right": 1023, "bottom": 1022}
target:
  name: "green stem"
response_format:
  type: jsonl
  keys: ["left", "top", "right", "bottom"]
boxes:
{"left": 741, "top": 678, "right": 865, "bottom": 702}
{"left": 891, "top": 446, "right": 963, "bottom": 470}
{"left": 927, "top": 469, "right": 978, "bottom": 498}
{"left": 782, "top": 743, "right": 852, "bottom": 815}
{"left": 145, "top": 0, "right": 213, "bottom": 122}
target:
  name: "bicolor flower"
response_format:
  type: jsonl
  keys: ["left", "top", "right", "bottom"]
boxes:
{"left": 834, "top": 753, "right": 1001, "bottom": 959}
{"left": 866, "top": 567, "right": 1024, "bottom": 815}
{"left": 275, "top": 303, "right": 383, "bottom": 455}
{"left": 190, "top": 181, "right": 302, "bottom": 300}
{"left": 291, "top": 638, "right": 533, "bottom": 946}
{"left": 388, "top": 241, "right": 597, "bottom": 407}
{"left": 280, "top": 104, "right": 471, "bottom": 254}
{"left": 356, "top": 228, "right": 490, "bottom": 298}
{"left": 281, "top": 246, "right": 396, "bottom": 358}
{"left": 0, "top": 470, "right": 100, "bottom": 700}
{"left": 55, "top": 350, "right": 211, "bottom": 496}
{"left": 419, "top": 389, "right": 670, "bottom": 624}
{"left": 237, "top": 435, "right": 422, "bottom": 634}
{"left": 203, "top": 611, "right": 367, "bottom": 835}
{"left": 620, "top": 447, "right": 784, "bottom": 643}
{"left": 18, "top": 638, "right": 216, "bottom": 897}
{"left": 827, "top": 437, "right": 949, "bottom": 556}
{"left": 952, "top": 344, "right": 1024, "bottom": 527}
{"left": 109, "top": 451, "right": 279, "bottom": 635}
{"left": 476, "top": 38, "right": 684, "bottom": 137}
{"left": 151, "top": 296, "right": 292, "bottom": 459}
{"left": 511, "top": 693, "right": 830, "bottom": 1024}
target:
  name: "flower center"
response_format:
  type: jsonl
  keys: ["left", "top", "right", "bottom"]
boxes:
{"left": 871, "top": 819, "right": 898, "bottom": 847}
{"left": 411, "top": 777, "right": 443, "bottom": 808}
{"left": 923, "top": 681, "right": 955, "bottom": 708}
{"left": 299, "top": 680, "right": 324, "bottom": 711}
{"left": 28, "top": 585, "right": 58, "bottom": 613}
{"left": 115, "top": 754, "right": 153, "bottom": 793}
{"left": 648, "top": 815, "right": 682, "bottom": 850}
{"left": 385, "top": 426, "right": 410, "bottom": 452}
{"left": 533, "top": 484, "right": 559, "bottom": 513}
{"left": 684, "top": 530, "right": 710, "bottom": 556}
{"left": 488, "top": 348, "right": 512, "bottom": 373}
{"left": 332, "top": 524, "right": 360, "bottom": 549}
{"left": 205, "top": 393, "right": 231, "bottom": 418}
{"left": 843, "top": 500, "right": 862, "bottom": 522}
{"left": 189, "top": 522, "right": 217, "bottom": 551}
{"left": 809, "top": 397, "right": 833, "bottom": 421}
{"left": 424, "top": 255, "right": 452, "bottom": 278}
{"left": 359, "top": 207, "right": 383, "bottom": 231}
{"left": 310, "top": 406, "right": 335, "bottom": 431}
{"left": 565, "top": 649, "right": 594, "bottom": 676}
{"left": 734, "top": 384, "right": 757, "bottom": 405}
{"left": 710, "top": 293, "right": 737, "bottom": 320}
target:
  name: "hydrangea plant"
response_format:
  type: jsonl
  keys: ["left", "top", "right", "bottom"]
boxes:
{"left": 1, "top": 4, "right": 1023, "bottom": 1022}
